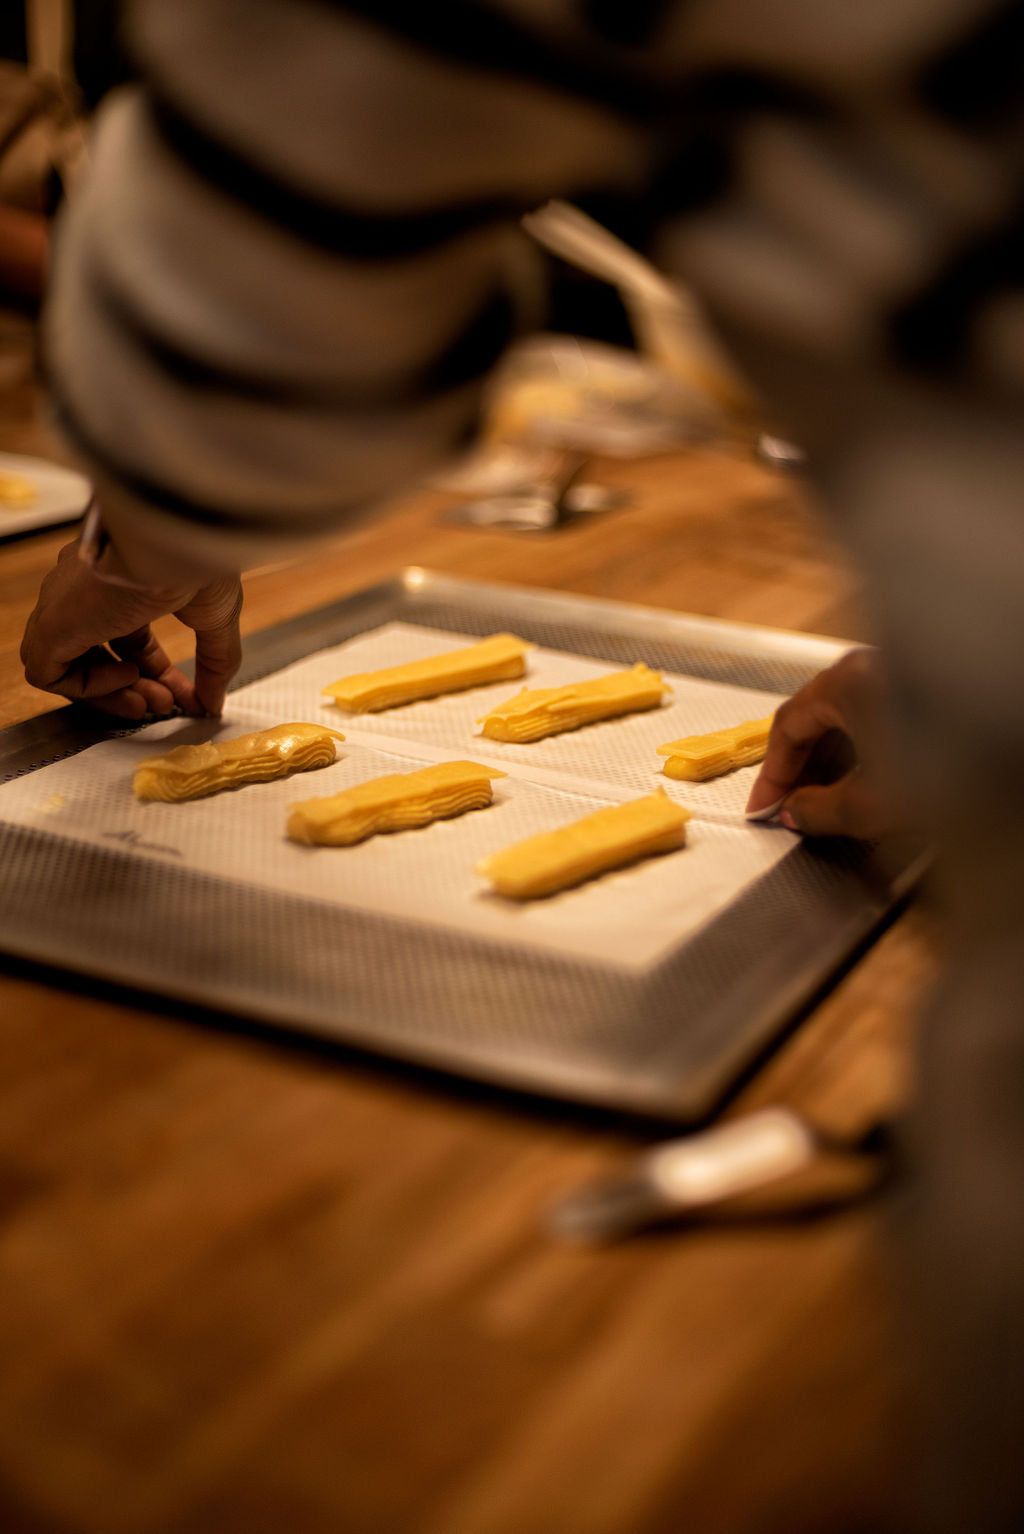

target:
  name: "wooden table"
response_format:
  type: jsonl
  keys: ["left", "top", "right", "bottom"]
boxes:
{"left": 0, "top": 309, "right": 935, "bottom": 1534}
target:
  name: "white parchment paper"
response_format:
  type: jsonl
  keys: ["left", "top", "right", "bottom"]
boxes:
{"left": 0, "top": 623, "right": 795, "bottom": 971}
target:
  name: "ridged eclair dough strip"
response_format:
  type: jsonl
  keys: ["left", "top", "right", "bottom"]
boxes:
{"left": 287, "top": 760, "right": 506, "bottom": 845}
{"left": 133, "top": 723, "right": 345, "bottom": 802}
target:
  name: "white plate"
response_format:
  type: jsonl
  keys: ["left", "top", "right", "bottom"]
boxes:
{"left": 0, "top": 451, "right": 91, "bottom": 538}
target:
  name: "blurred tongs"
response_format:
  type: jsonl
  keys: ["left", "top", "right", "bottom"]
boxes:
{"left": 523, "top": 200, "right": 756, "bottom": 419}
{"left": 549, "top": 1107, "right": 895, "bottom": 1243}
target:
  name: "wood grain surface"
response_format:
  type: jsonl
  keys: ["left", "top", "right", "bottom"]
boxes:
{"left": 0, "top": 308, "right": 936, "bottom": 1534}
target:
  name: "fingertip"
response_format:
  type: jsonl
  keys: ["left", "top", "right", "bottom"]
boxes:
{"left": 744, "top": 772, "right": 788, "bottom": 815}
{"left": 744, "top": 779, "right": 768, "bottom": 813}
{"left": 171, "top": 684, "right": 204, "bottom": 717}
{"left": 745, "top": 794, "right": 790, "bottom": 823}
{"left": 194, "top": 680, "right": 227, "bottom": 718}
{"left": 155, "top": 665, "right": 201, "bottom": 714}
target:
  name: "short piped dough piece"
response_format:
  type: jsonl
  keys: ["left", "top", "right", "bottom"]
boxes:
{"left": 323, "top": 633, "right": 530, "bottom": 712}
{"left": 656, "top": 716, "right": 773, "bottom": 781}
{"left": 478, "top": 788, "right": 691, "bottom": 899}
{"left": 287, "top": 760, "right": 506, "bottom": 846}
{"left": 479, "top": 663, "right": 666, "bottom": 743}
{"left": 134, "top": 723, "right": 345, "bottom": 802}
{"left": 0, "top": 472, "right": 36, "bottom": 508}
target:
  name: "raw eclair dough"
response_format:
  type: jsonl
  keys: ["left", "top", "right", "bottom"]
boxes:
{"left": 133, "top": 723, "right": 344, "bottom": 802}
{"left": 322, "top": 633, "right": 530, "bottom": 712}
{"left": 287, "top": 760, "right": 506, "bottom": 845}
{"left": 479, "top": 663, "right": 665, "bottom": 743}
{"left": 478, "top": 788, "right": 691, "bottom": 898}
{"left": 0, "top": 472, "right": 37, "bottom": 508}
{"left": 657, "top": 716, "right": 773, "bottom": 781}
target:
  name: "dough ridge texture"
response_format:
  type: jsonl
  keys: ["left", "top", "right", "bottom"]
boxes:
{"left": 133, "top": 723, "right": 344, "bottom": 802}
{"left": 657, "top": 716, "right": 773, "bottom": 780}
{"left": 479, "top": 663, "right": 665, "bottom": 743}
{"left": 287, "top": 759, "right": 506, "bottom": 845}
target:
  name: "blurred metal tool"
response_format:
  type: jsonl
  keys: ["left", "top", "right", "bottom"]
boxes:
{"left": 443, "top": 453, "right": 624, "bottom": 531}
{"left": 549, "top": 1107, "right": 894, "bottom": 1242}
{"left": 523, "top": 200, "right": 756, "bottom": 421}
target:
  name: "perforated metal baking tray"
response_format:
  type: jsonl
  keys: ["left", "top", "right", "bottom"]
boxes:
{"left": 0, "top": 570, "right": 923, "bottom": 1121}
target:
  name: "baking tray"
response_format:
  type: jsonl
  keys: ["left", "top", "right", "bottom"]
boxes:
{"left": 0, "top": 570, "right": 923, "bottom": 1121}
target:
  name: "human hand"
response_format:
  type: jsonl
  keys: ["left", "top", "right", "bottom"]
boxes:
{"left": 21, "top": 538, "right": 243, "bottom": 720}
{"left": 745, "top": 648, "right": 905, "bottom": 839}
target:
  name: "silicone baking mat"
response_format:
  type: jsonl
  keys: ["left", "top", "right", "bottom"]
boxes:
{"left": 0, "top": 572, "right": 922, "bottom": 1119}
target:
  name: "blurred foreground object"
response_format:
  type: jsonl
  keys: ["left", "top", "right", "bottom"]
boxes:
{"left": 0, "top": 0, "right": 89, "bottom": 300}
{"left": 0, "top": 469, "right": 36, "bottom": 506}
{"left": 485, "top": 334, "right": 724, "bottom": 456}
{"left": 550, "top": 1108, "right": 893, "bottom": 1241}
{"left": 0, "top": 450, "right": 90, "bottom": 537}
{"left": 524, "top": 200, "right": 758, "bottom": 424}
{"left": 436, "top": 201, "right": 766, "bottom": 505}
{"left": 433, "top": 332, "right": 726, "bottom": 507}
{"left": 0, "top": 0, "right": 87, "bottom": 215}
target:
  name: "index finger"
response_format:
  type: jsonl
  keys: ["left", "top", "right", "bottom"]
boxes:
{"left": 745, "top": 685, "right": 846, "bottom": 814}
{"left": 191, "top": 613, "right": 242, "bottom": 717}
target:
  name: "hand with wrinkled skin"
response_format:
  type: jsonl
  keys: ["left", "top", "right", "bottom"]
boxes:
{"left": 745, "top": 647, "right": 908, "bottom": 840}
{"left": 21, "top": 539, "right": 243, "bottom": 719}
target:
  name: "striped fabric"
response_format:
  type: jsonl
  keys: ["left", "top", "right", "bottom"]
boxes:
{"left": 42, "top": 0, "right": 1024, "bottom": 567}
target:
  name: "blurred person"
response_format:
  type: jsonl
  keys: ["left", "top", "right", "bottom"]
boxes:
{"left": 17, "top": 3, "right": 1024, "bottom": 1530}
{"left": 0, "top": 203, "right": 49, "bottom": 303}
{"left": 0, "top": 0, "right": 130, "bottom": 302}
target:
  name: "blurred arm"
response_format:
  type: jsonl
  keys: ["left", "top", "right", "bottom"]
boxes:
{"left": 43, "top": 0, "right": 649, "bottom": 579}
